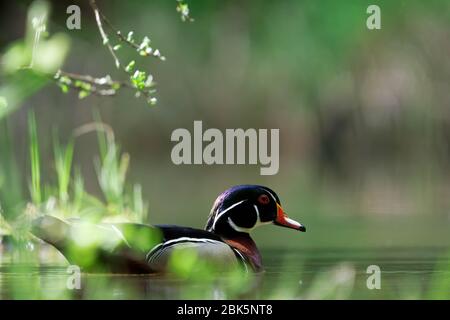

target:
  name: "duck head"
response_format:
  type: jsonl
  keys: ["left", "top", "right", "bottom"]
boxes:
{"left": 205, "top": 185, "right": 306, "bottom": 237}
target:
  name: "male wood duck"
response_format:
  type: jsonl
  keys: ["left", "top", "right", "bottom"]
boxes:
{"left": 32, "top": 185, "right": 305, "bottom": 273}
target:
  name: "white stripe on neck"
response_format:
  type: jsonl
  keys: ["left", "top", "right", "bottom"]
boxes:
{"left": 253, "top": 205, "right": 260, "bottom": 221}
{"left": 211, "top": 200, "right": 246, "bottom": 231}
{"left": 227, "top": 217, "right": 253, "bottom": 233}
{"left": 227, "top": 204, "right": 271, "bottom": 233}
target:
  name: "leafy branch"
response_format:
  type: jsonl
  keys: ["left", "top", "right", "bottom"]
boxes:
{"left": 54, "top": 0, "right": 192, "bottom": 106}
{"left": 90, "top": 0, "right": 166, "bottom": 61}
{"left": 176, "top": 0, "right": 194, "bottom": 22}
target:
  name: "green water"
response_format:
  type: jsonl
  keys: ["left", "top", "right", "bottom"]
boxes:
{"left": 0, "top": 246, "right": 449, "bottom": 299}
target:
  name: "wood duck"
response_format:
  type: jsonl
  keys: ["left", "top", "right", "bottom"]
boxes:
{"left": 31, "top": 185, "right": 305, "bottom": 273}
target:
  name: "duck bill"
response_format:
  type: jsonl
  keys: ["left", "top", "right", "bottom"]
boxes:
{"left": 274, "top": 204, "right": 306, "bottom": 232}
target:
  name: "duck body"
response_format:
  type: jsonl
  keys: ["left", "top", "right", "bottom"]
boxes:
{"left": 31, "top": 185, "right": 305, "bottom": 274}
{"left": 146, "top": 225, "right": 261, "bottom": 272}
{"left": 32, "top": 217, "right": 259, "bottom": 273}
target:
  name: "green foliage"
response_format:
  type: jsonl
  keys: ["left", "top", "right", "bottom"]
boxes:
{"left": 0, "top": 0, "right": 186, "bottom": 115}
{"left": 94, "top": 124, "right": 149, "bottom": 222}
{"left": 0, "top": 97, "right": 7, "bottom": 111}
{"left": 95, "top": 139, "right": 129, "bottom": 211}
{"left": 53, "top": 135, "right": 74, "bottom": 204}
{"left": 0, "top": 120, "right": 24, "bottom": 221}
{"left": 0, "top": 213, "right": 12, "bottom": 235}
{"left": 0, "top": 110, "right": 149, "bottom": 228}
{"left": 78, "top": 89, "right": 91, "bottom": 99}
{"left": 2, "top": 0, "right": 450, "bottom": 300}
{"left": 427, "top": 251, "right": 450, "bottom": 299}
{"left": 1, "top": 1, "right": 70, "bottom": 75}
{"left": 0, "top": 1, "right": 69, "bottom": 120}
{"left": 176, "top": 0, "right": 194, "bottom": 22}
{"left": 0, "top": 70, "right": 49, "bottom": 120}
{"left": 125, "top": 60, "right": 136, "bottom": 73}
{"left": 168, "top": 247, "right": 204, "bottom": 279}
{"left": 55, "top": 0, "right": 172, "bottom": 106}
{"left": 130, "top": 70, "right": 148, "bottom": 90}
{"left": 28, "top": 112, "right": 42, "bottom": 205}
{"left": 302, "top": 263, "right": 355, "bottom": 299}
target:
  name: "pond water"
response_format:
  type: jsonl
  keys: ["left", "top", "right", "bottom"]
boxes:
{"left": 1, "top": 246, "right": 449, "bottom": 299}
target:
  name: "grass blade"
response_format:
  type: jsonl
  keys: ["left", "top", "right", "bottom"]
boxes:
{"left": 28, "top": 112, "right": 41, "bottom": 204}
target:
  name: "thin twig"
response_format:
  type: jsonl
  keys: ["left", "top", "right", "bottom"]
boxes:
{"left": 52, "top": 70, "right": 122, "bottom": 97}
{"left": 100, "top": 14, "right": 141, "bottom": 51}
{"left": 64, "top": 82, "right": 117, "bottom": 97}
{"left": 57, "top": 70, "right": 132, "bottom": 89}
{"left": 49, "top": 0, "right": 161, "bottom": 104}
{"left": 89, "top": 0, "right": 121, "bottom": 69}
{"left": 90, "top": 0, "right": 164, "bottom": 60}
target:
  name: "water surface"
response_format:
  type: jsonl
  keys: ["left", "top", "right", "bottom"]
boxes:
{"left": 1, "top": 246, "right": 448, "bottom": 299}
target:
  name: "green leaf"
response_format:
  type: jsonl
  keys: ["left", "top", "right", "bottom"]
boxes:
{"left": 59, "top": 83, "right": 69, "bottom": 93}
{"left": 0, "top": 69, "right": 49, "bottom": 120}
{"left": 33, "top": 33, "right": 71, "bottom": 73}
{"left": 53, "top": 134, "right": 74, "bottom": 203}
{"left": 28, "top": 112, "right": 41, "bottom": 204}
{"left": 126, "top": 31, "right": 134, "bottom": 42}
{"left": 130, "top": 70, "right": 147, "bottom": 90}
{"left": 176, "top": 1, "right": 194, "bottom": 22}
{"left": 78, "top": 90, "right": 90, "bottom": 99}
{"left": 59, "top": 76, "right": 72, "bottom": 85}
{"left": 125, "top": 60, "right": 135, "bottom": 73}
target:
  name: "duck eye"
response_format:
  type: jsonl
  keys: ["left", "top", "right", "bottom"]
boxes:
{"left": 258, "top": 194, "right": 270, "bottom": 205}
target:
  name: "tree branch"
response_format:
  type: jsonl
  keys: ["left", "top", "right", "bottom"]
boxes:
{"left": 89, "top": 0, "right": 121, "bottom": 68}
{"left": 50, "top": 0, "right": 185, "bottom": 105}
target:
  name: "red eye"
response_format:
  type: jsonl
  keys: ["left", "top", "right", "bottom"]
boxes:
{"left": 258, "top": 194, "right": 270, "bottom": 205}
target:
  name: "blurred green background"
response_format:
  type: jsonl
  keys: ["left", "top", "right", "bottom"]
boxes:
{"left": 1, "top": 0, "right": 450, "bottom": 253}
